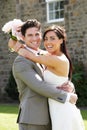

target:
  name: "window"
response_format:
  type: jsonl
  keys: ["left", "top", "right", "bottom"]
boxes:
{"left": 46, "top": 0, "right": 64, "bottom": 23}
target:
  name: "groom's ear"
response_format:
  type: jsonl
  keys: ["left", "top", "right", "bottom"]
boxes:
{"left": 22, "top": 35, "right": 25, "bottom": 41}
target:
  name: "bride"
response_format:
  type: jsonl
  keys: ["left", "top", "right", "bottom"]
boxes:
{"left": 11, "top": 25, "right": 85, "bottom": 130}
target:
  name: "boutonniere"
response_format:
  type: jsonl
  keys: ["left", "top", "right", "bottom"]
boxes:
{"left": 38, "top": 49, "right": 48, "bottom": 55}
{"left": 2, "top": 19, "right": 24, "bottom": 41}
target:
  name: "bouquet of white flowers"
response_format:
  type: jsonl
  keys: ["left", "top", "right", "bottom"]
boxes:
{"left": 2, "top": 19, "right": 24, "bottom": 41}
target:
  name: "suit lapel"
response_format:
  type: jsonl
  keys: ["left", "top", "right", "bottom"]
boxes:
{"left": 35, "top": 63, "right": 43, "bottom": 79}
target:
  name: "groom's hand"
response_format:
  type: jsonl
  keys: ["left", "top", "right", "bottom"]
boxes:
{"left": 57, "top": 81, "right": 75, "bottom": 93}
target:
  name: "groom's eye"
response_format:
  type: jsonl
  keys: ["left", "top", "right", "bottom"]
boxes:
{"left": 28, "top": 34, "right": 32, "bottom": 37}
{"left": 35, "top": 32, "right": 40, "bottom": 36}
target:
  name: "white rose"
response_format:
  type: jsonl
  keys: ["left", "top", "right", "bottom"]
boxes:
{"left": 2, "top": 19, "right": 24, "bottom": 40}
{"left": 2, "top": 20, "right": 13, "bottom": 33}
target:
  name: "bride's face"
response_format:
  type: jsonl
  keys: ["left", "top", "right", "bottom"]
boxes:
{"left": 44, "top": 31, "right": 63, "bottom": 55}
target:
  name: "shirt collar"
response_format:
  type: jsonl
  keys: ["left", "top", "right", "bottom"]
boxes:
{"left": 24, "top": 44, "right": 40, "bottom": 55}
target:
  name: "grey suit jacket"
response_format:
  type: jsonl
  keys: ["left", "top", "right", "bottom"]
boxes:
{"left": 12, "top": 55, "right": 68, "bottom": 125}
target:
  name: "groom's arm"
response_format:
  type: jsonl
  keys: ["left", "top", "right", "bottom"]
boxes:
{"left": 13, "top": 57, "right": 77, "bottom": 103}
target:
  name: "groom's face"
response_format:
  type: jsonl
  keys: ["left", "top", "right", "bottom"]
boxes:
{"left": 23, "top": 27, "right": 42, "bottom": 50}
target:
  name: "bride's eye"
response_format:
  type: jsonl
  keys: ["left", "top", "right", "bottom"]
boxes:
{"left": 50, "top": 36, "right": 56, "bottom": 41}
{"left": 50, "top": 37, "right": 55, "bottom": 40}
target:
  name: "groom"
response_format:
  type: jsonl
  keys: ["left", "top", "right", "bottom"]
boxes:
{"left": 8, "top": 19, "right": 77, "bottom": 130}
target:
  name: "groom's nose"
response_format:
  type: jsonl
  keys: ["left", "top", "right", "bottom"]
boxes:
{"left": 32, "top": 35, "right": 37, "bottom": 41}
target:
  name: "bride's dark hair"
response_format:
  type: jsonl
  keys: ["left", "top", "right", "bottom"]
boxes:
{"left": 43, "top": 25, "right": 72, "bottom": 80}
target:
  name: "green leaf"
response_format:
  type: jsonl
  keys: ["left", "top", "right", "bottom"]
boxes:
{"left": 9, "top": 31, "right": 17, "bottom": 41}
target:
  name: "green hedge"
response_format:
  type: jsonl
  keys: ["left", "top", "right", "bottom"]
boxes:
{"left": 5, "top": 70, "right": 19, "bottom": 100}
{"left": 72, "top": 62, "right": 87, "bottom": 107}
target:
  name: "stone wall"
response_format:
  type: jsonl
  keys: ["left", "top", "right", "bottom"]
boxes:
{"left": 64, "top": 0, "right": 87, "bottom": 71}
{"left": 0, "top": 0, "right": 17, "bottom": 100}
{"left": 0, "top": 0, "right": 87, "bottom": 100}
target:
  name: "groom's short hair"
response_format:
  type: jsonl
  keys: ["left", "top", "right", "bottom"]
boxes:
{"left": 21, "top": 19, "right": 41, "bottom": 36}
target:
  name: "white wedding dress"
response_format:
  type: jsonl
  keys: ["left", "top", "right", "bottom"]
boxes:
{"left": 43, "top": 56, "right": 85, "bottom": 130}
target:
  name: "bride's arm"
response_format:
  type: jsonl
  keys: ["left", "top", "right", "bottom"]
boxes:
{"left": 18, "top": 48, "right": 68, "bottom": 75}
{"left": 8, "top": 39, "right": 68, "bottom": 76}
{"left": 8, "top": 39, "right": 67, "bottom": 69}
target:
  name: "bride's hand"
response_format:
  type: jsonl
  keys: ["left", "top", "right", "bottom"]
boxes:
{"left": 8, "top": 38, "right": 24, "bottom": 52}
{"left": 13, "top": 41, "right": 24, "bottom": 52}
{"left": 8, "top": 38, "right": 17, "bottom": 49}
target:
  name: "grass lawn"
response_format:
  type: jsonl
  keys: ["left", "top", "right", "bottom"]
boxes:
{"left": 0, "top": 104, "right": 18, "bottom": 130}
{"left": 0, "top": 104, "right": 87, "bottom": 130}
{"left": 81, "top": 109, "right": 87, "bottom": 129}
